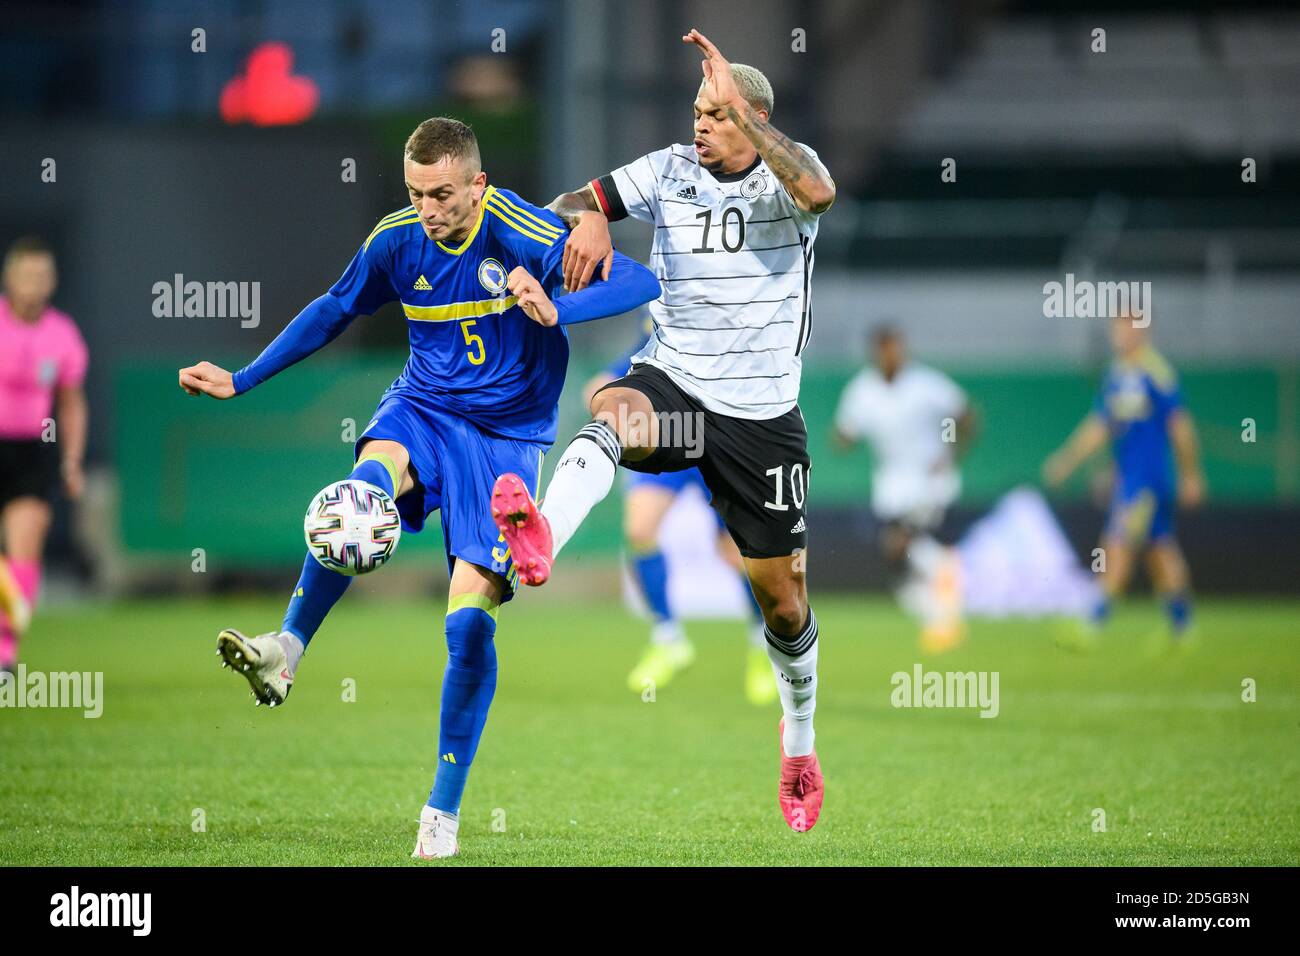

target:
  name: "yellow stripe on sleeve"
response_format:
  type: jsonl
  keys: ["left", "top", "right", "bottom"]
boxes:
{"left": 364, "top": 214, "right": 420, "bottom": 251}
{"left": 377, "top": 205, "right": 415, "bottom": 226}
{"left": 485, "top": 199, "right": 556, "bottom": 246}
{"left": 488, "top": 192, "right": 564, "bottom": 238}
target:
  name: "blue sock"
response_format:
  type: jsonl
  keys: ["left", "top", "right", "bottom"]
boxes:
{"left": 281, "top": 554, "right": 352, "bottom": 649}
{"left": 428, "top": 605, "right": 498, "bottom": 815}
{"left": 1165, "top": 591, "right": 1192, "bottom": 636}
{"left": 1088, "top": 595, "right": 1111, "bottom": 627}
{"left": 631, "top": 551, "right": 672, "bottom": 622}
{"left": 281, "top": 456, "right": 398, "bottom": 648}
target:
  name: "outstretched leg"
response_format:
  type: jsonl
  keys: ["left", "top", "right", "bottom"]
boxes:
{"left": 494, "top": 385, "right": 659, "bottom": 584}
{"left": 218, "top": 441, "right": 412, "bottom": 706}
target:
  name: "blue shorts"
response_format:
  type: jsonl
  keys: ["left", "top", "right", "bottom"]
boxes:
{"left": 1105, "top": 485, "right": 1174, "bottom": 546}
{"left": 625, "top": 467, "right": 725, "bottom": 531}
{"left": 356, "top": 393, "right": 547, "bottom": 599}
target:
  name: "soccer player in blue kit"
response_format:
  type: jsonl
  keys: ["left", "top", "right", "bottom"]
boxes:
{"left": 178, "top": 118, "right": 660, "bottom": 858}
{"left": 1044, "top": 314, "right": 1206, "bottom": 649}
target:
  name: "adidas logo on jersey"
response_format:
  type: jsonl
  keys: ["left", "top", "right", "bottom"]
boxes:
{"left": 675, "top": 185, "right": 698, "bottom": 200}
{"left": 790, "top": 517, "right": 806, "bottom": 534}
{"left": 413, "top": 274, "right": 432, "bottom": 290}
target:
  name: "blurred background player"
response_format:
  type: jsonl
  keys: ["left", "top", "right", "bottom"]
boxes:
{"left": 831, "top": 324, "right": 976, "bottom": 652}
{"left": 178, "top": 117, "right": 659, "bottom": 858}
{"left": 586, "top": 323, "right": 775, "bottom": 704}
{"left": 0, "top": 237, "right": 89, "bottom": 675}
{"left": 1043, "top": 314, "right": 1205, "bottom": 649}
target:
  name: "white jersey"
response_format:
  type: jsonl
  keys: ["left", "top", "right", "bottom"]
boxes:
{"left": 595, "top": 143, "right": 825, "bottom": 419}
{"left": 834, "top": 363, "right": 968, "bottom": 522}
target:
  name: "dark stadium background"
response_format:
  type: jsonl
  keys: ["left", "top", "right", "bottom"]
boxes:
{"left": 2, "top": 0, "right": 1297, "bottom": 600}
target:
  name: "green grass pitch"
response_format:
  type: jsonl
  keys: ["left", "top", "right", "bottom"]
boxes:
{"left": 2, "top": 595, "right": 1297, "bottom": 866}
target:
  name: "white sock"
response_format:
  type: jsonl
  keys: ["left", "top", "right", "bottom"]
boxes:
{"left": 277, "top": 630, "right": 305, "bottom": 674}
{"left": 765, "top": 609, "right": 819, "bottom": 756}
{"left": 541, "top": 420, "right": 621, "bottom": 556}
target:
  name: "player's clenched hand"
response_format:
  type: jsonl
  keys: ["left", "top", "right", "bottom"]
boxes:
{"left": 508, "top": 266, "right": 558, "bottom": 327}
{"left": 179, "top": 361, "right": 236, "bottom": 399}
{"left": 563, "top": 212, "right": 613, "bottom": 292}
{"left": 683, "top": 28, "right": 744, "bottom": 113}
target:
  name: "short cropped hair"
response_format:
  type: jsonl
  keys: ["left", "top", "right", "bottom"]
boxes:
{"left": 4, "top": 235, "right": 53, "bottom": 271}
{"left": 871, "top": 322, "right": 902, "bottom": 347}
{"left": 404, "top": 117, "right": 481, "bottom": 172}
{"left": 731, "top": 64, "right": 774, "bottom": 117}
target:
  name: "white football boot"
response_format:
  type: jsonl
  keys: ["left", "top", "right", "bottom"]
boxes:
{"left": 216, "top": 628, "right": 296, "bottom": 707}
{"left": 411, "top": 805, "right": 460, "bottom": 859}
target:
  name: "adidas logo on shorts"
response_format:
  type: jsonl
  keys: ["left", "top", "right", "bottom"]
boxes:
{"left": 790, "top": 516, "right": 806, "bottom": 534}
{"left": 675, "top": 185, "right": 698, "bottom": 200}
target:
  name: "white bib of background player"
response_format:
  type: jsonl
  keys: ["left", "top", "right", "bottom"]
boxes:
{"left": 608, "top": 144, "right": 823, "bottom": 419}
{"left": 834, "top": 363, "right": 969, "bottom": 520}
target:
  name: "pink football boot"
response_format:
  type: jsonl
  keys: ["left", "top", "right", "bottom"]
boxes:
{"left": 778, "top": 719, "right": 824, "bottom": 832}
{"left": 491, "top": 473, "right": 554, "bottom": 586}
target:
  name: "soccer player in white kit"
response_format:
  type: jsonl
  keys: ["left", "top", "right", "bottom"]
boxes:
{"left": 492, "top": 29, "right": 835, "bottom": 832}
{"left": 832, "top": 325, "right": 977, "bottom": 651}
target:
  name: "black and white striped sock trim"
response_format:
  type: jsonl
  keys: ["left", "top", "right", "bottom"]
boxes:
{"left": 765, "top": 608, "right": 818, "bottom": 657}
{"left": 574, "top": 419, "right": 622, "bottom": 468}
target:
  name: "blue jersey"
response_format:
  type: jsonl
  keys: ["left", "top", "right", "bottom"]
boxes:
{"left": 1094, "top": 347, "right": 1182, "bottom": 495}
{"left": 332, "top": 186, "right": 573, "bottom": 444}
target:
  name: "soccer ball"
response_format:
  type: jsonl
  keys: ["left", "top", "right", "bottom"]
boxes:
{"left": 303, "top": 479, "right": 402, "bottom": 575}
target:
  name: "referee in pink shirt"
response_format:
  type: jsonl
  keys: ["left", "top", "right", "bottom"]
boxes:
{"left": 0, "top": 237, "right": 89, "bottom": 674}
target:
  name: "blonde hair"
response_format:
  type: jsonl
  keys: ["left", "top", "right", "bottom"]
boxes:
{"left": 731, "top": 63, "right": 774, "bottom": 116}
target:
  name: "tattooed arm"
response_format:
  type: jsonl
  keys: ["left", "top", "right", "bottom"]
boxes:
{"left": 547, "top": 186, "right": 613, "bottom": 291}
{"left": 547, "top": 185, "right": 601, "bottom": 229}
{"left": 684, "top": 28, "right": 836, "bottom": 214}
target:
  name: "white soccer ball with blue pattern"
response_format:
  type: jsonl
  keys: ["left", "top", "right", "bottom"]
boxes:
{"left": 304, "top": 479, "right": 401, "bottom": 575}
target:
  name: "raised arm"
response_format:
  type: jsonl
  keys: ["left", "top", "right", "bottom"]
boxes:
{"left": 684, "top": 29, "right": 836, "bottom": 214}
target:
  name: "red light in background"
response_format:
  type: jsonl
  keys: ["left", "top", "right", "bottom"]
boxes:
{"left": 220, "top": 42, "right": 319, "bottom": 126}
